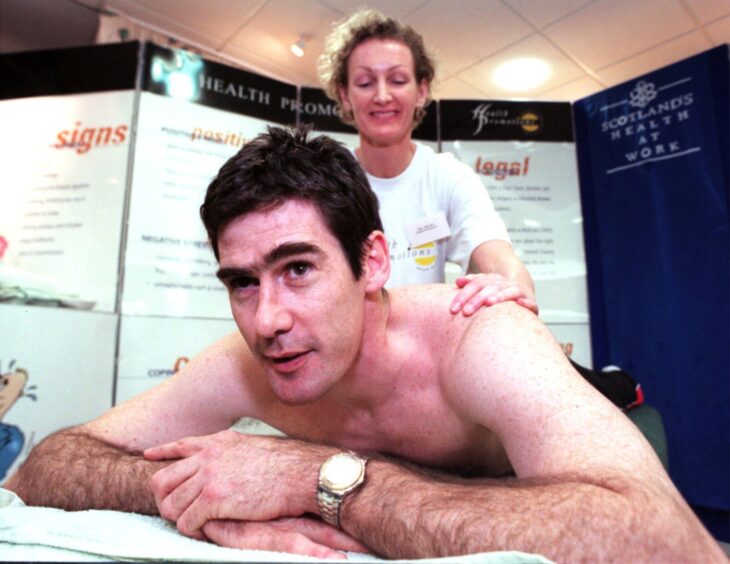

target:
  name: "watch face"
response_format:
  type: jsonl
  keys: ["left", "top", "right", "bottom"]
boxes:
{"left": 322, "top": 452, "right": 365, "bottom": 492}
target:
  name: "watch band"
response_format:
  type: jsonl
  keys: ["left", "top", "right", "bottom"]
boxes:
{"left": 317, "top": 451, "right": 367, "bottom": 529}
{"left": 317, "top": 486, "right": 344, "bottom": 528}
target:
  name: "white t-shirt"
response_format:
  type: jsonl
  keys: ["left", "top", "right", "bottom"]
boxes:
{"left": 363, "top": 143, "right": 510, "bottom": 288}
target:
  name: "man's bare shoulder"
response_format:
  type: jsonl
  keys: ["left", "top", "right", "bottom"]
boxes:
{"left": 389, "top": 284, "right": 540, "bottom": 346}
{"left": 85, "top": 331, "right": 270, "bottom": 450}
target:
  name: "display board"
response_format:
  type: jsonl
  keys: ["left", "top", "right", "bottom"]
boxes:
{"left": 573, "top": 45, "right": 729, "bottom": 532}
{"left": 440, "top": 100, "right": 588, "bottom": 324}
{"left": 0, "top": 44, "right": 139, "bottom": 312}
{"left": 0, "top": 304, "right": 117, "bottom": 482}
{"left": 115, "top": 315, "right": 237, "bottom": 404}
{"left": 121, "top": 44, "right": 298, "bottom": 319}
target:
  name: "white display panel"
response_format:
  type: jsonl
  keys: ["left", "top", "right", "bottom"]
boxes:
{"left": 443, "top": 140, "right": 589, "bottom": 323}
{"left": 0, "top": 92, "right": 134, "bottom": 312}
{"left": 115, "top": 314, "right": 237, "bottom": 404}
{"left": 122, "top": 92, "right": 278, "bottom": 319}
{"left": 0, "top": 304, "right": 117, "bottom": 482}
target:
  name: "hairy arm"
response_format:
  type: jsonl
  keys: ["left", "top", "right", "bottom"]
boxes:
{"left": 4, "top": 428, "right": 164, "bottom": 513}
{"left": 4, "top": 331, "right": 260, "bottom": 512}
{"left": 339, "top": 304, "right": 723, "bottom": 561}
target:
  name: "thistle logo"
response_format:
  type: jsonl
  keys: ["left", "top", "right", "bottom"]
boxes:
{"left": 628, "top": 81, "right": 657, "bottom": 109}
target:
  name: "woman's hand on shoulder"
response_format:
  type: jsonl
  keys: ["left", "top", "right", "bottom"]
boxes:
{"left": 450, "top": 273, "right": 538, "bottom": 316}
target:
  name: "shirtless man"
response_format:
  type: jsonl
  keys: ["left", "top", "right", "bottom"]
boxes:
{"left": 6, "top": 126, "right": 724, "bottom": 562}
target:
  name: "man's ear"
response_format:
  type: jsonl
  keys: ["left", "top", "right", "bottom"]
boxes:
{"left": 363, "top": 231, "right": 390, "bottom": 292}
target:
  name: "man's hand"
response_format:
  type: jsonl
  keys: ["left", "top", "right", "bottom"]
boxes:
{"left": 450, "top": 273, "right": 538, "bottom": 316}
{"left": 145, "top": 430, "right": 330, "bottom": 539}
{"left": 203, "top": 517, "right": 371, "bottom": 559}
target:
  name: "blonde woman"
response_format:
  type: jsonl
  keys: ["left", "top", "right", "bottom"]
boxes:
{"left": 318, "top": 9, "right": 537, "bottom": 315}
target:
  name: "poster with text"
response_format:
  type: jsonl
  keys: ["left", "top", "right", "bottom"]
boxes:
{"left": 440, "top": 100, "right": 588, "bottom": 323}
{"left": 115, "top": 314, "right": 237, "bottom": 404}
{"left": 0, "top": 91, "right": 135, "bottom": 312}
{"left": 122, "top": 45, "right": 297, "bottom": 318}
{"left": 116, "top": 314, "right": 279, "bottom": 435}
{"left": 573, "top": 46, "right": 729, "bottom": 514}
{"left": 0, "top": 304, "right": 117, "bottom": 483}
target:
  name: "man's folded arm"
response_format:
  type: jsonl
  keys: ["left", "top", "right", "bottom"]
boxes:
{"left": 338, "top": 456, "right": 717, "bottom": 561}
{"left": 336, "top": 303, "right": 725, "bottom": 561}
{"left": 4, "top": 331, "right": 258, "bottom": 513}
{"left": 4, "top": 427, "right": 163, "bottom": 513}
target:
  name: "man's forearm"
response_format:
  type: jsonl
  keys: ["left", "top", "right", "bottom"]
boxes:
{"left": 340, "top": 459, "right": 723, "bottom": 562}
{"left": 4, "top": 428, "right": 165, "bottom": 514}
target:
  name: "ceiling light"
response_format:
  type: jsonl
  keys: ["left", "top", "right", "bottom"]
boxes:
{"left": 290, "top": 37, "right": 305, "bottom": 58}
{"left": 492, "top": 58, "right": 551, "bottom": 92}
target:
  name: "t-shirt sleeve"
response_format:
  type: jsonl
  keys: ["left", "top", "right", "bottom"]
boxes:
{"left": 442, "top": 156, "right": 511, "bottom": 270}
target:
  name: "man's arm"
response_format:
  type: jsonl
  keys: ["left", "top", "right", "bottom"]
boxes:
{"left": 341, "top": 303, "right": 723, "bottom": 561}
{"left": 4, "top": 331, "right": 259, "bottom": 511}
{"left": 4, "top": 428, "right": 164, "bottom": 513}
{"left": 149, "top": 303, "right": 724, "bottom": 561}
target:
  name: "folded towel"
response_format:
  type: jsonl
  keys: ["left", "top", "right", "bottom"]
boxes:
{"left": 0, "top": 489, "right": 552, "bottom": 563}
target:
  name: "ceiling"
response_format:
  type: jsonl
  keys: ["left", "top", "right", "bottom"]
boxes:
{"left": 2, "top": 0, "right": 729, "bottom": 101}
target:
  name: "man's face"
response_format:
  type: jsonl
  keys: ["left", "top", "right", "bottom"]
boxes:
{"left": 216, "top": 199, "right": 368, "bottom": 405}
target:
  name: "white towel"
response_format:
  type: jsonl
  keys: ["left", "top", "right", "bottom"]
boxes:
{"left": 0, "top": 489, "right": 552, "bottom": 563}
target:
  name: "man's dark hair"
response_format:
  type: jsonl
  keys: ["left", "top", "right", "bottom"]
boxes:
{"left": 200, "top": 125, "right": 382, "bottom": 279}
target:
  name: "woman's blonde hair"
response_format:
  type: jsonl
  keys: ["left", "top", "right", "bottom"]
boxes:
{"left": 317, "top": 8, "right": 436, "bottom": 127}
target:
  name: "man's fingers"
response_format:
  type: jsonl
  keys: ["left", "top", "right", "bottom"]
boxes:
{"left": 203, "top": 519, "right": 349, "bottom": 560}
{"left": 269, "top": 517, "right": 371, "bottom": 554}
{"left": 144, "top": 436, "right": 204, "bottom": 460}
{"left": 149, "top": 457, "right": 199, "bottom": 518}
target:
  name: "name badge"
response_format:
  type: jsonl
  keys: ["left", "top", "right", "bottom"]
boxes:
{"left": 404, "top": 212, "right": 452, "bottom": 248}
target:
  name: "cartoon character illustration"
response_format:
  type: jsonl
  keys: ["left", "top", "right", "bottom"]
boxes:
{"left": 0, "top": 360, "right": 37, "bottom": 481}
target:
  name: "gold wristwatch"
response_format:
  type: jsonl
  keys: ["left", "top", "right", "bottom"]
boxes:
{"left": 317, "top": 451, "right": 368, "bottom": 528}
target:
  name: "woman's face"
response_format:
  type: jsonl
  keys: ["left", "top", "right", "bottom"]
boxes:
{"left": 339, "top": 38, "right": 428, "bottom": 148}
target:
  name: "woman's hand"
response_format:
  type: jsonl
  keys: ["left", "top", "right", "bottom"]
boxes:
{"left": 450, "top": 273, "right": 539, "bottom": 316}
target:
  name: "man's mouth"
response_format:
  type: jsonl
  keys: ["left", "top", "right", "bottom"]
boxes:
{"left": 266, "top": 351, "right": 310, "bottom": 372}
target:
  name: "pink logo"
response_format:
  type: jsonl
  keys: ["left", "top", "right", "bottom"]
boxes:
{"left": 0, "top": 236, "right": 7, "bottom": 259}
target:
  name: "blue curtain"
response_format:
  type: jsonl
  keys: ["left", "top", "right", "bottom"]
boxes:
{"left": 573, "top": 46, "right": 729, "bottom": 537}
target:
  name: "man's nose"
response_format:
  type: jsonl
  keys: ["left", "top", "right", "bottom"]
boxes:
{"left": 255, "top": 285, "right": 293, "bottom": 338}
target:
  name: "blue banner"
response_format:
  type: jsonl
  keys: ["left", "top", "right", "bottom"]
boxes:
{"left": 574, "top": 45, "right": 729, "bottom": 525}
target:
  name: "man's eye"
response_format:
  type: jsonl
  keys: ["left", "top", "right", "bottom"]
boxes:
{"left": 230, "top": 276, "right": 257, "bottom": 289}
{"left": 288, "top": 262, "right": 311, "bottom": 278}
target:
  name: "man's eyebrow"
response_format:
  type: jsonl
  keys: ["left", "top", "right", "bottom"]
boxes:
{"left": 216, "top": 266, "right": 252, "bottom": 282}
{"left": 216, "top": 242, "right": 324, "bottom": 282}
{"left": 265, "top": 241, "right": 324, "bottom": 265}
